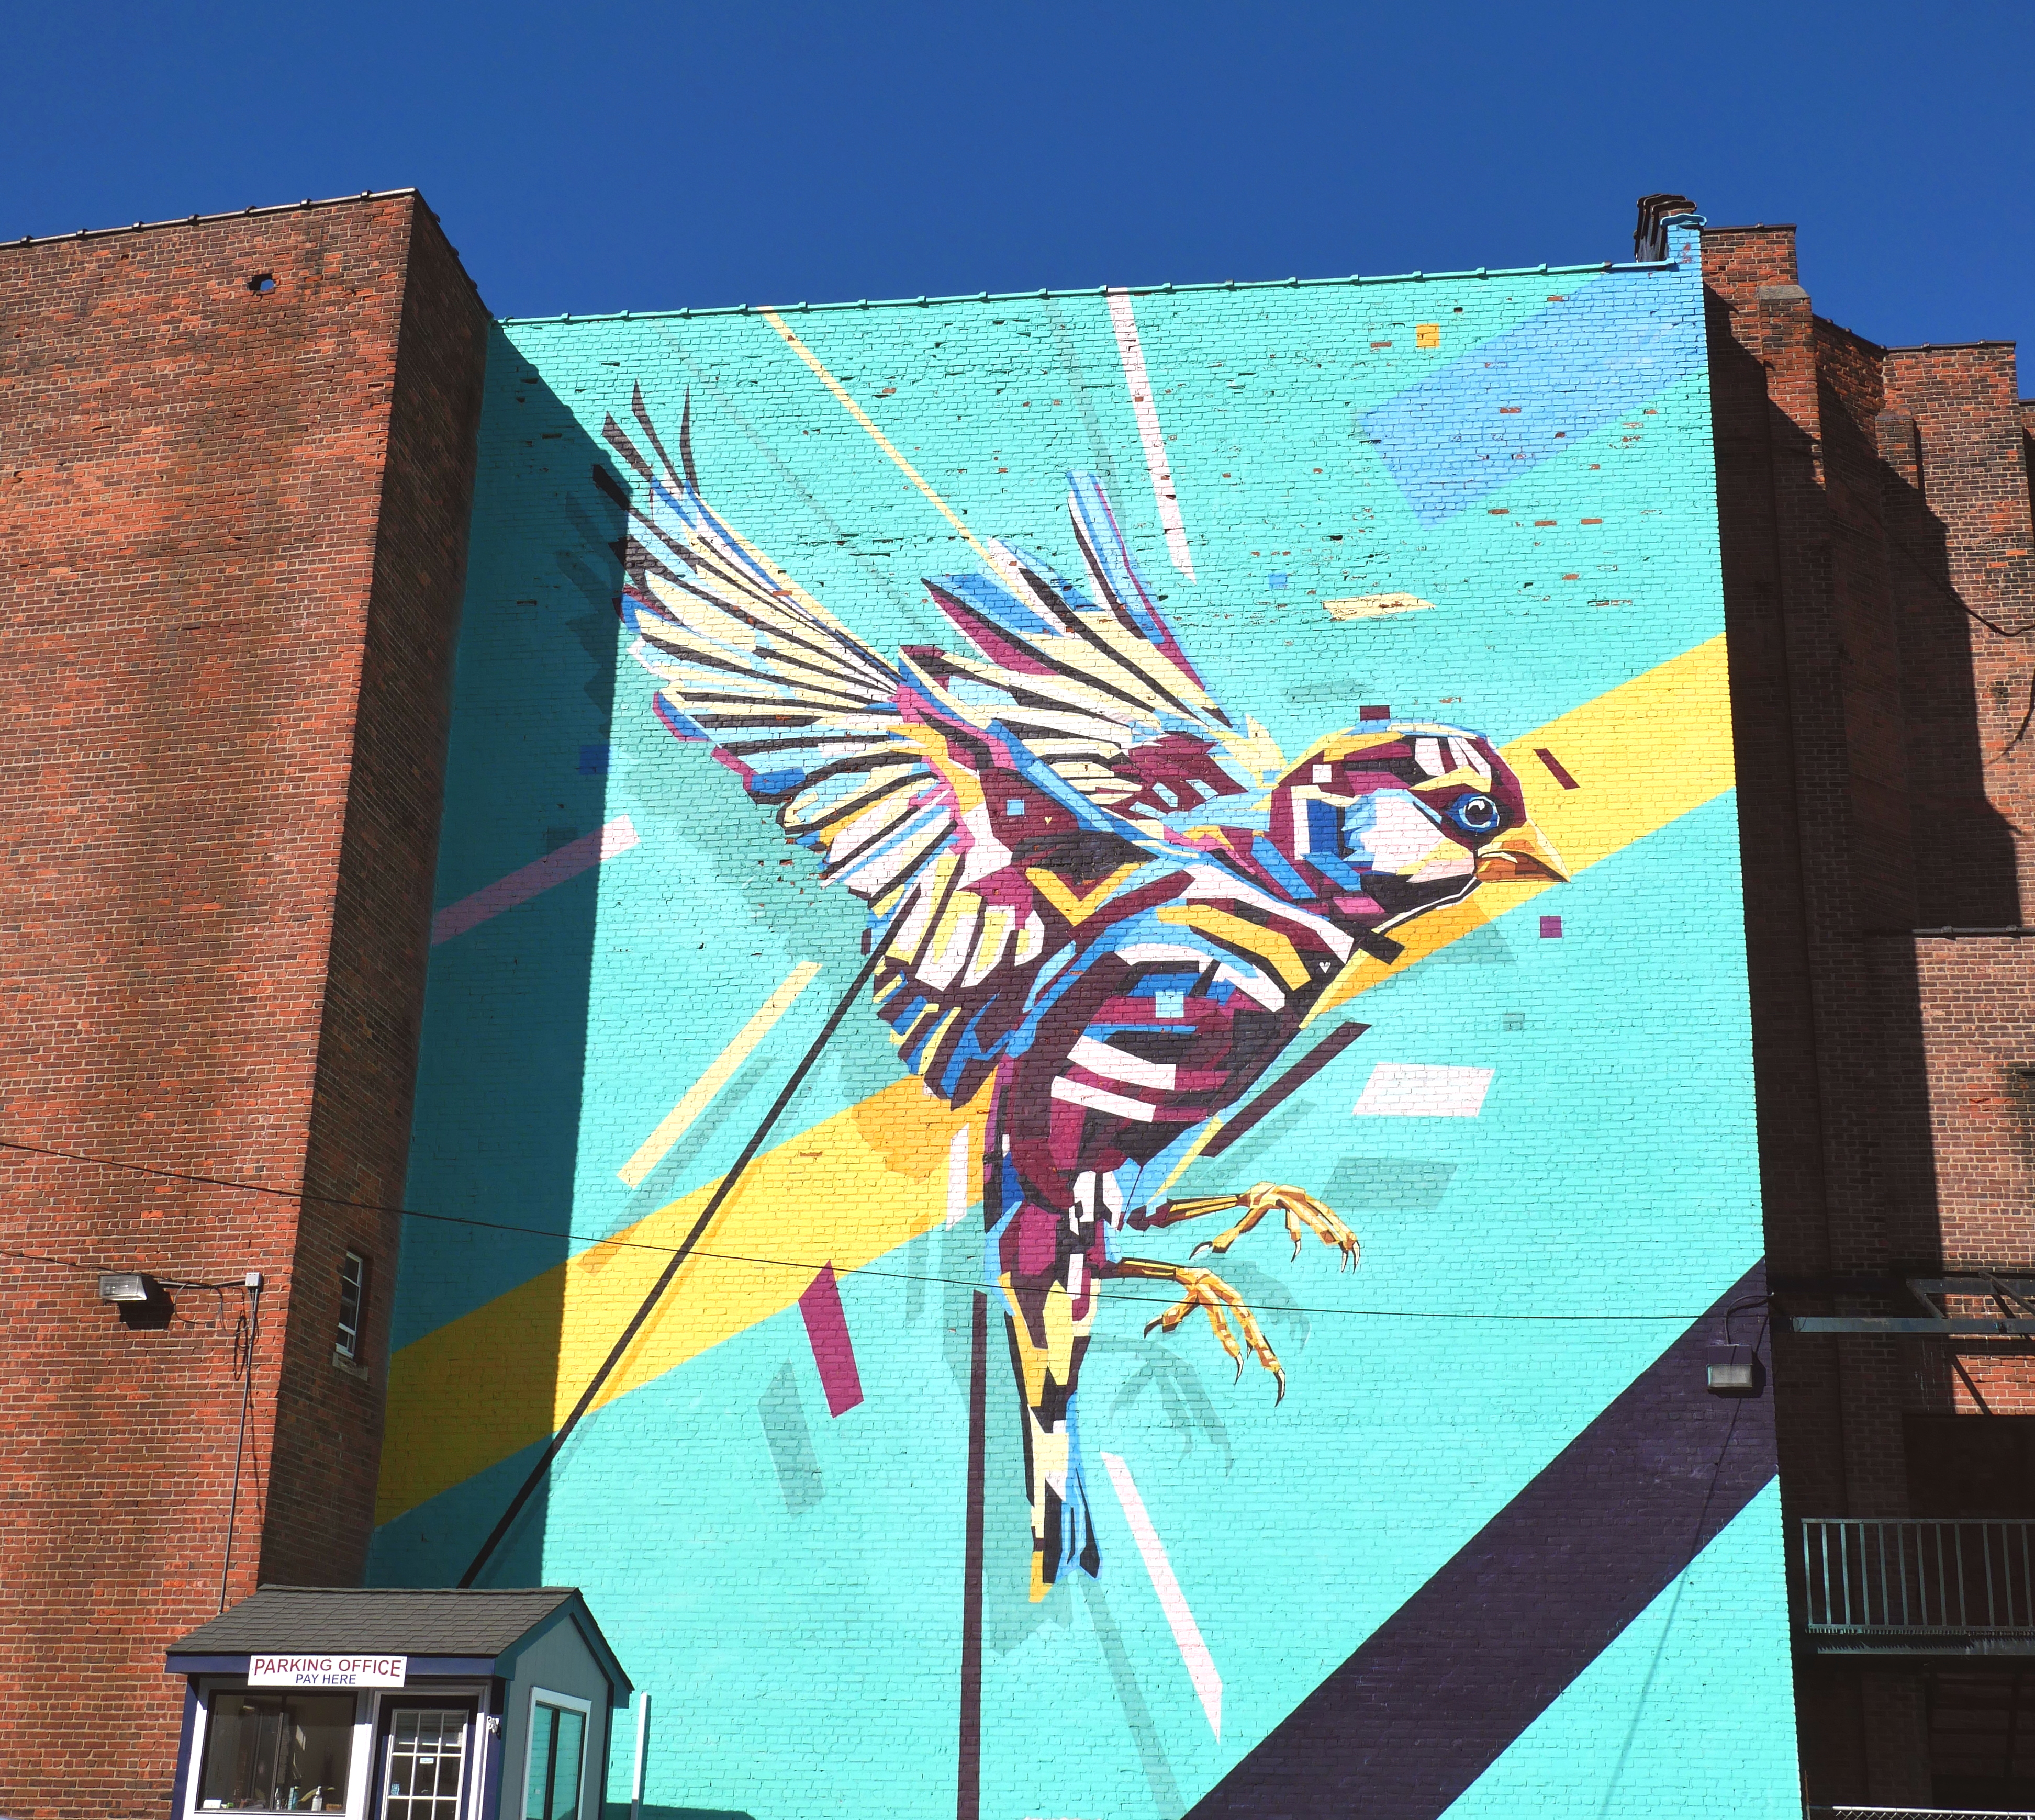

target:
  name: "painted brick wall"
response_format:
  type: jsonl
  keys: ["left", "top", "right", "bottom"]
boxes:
{"left": 377, "top": 219, "right": 1797, "bottom": 1819}
{"left": 0, "top": 196, "right": 486, "bottom": 1817}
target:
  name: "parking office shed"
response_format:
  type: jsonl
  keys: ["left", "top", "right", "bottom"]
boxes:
{"left": 164, "top": 1587, "right": 632, "bottom": 1819}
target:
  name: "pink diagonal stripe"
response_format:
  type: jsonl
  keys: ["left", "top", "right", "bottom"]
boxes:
{"left": 430, "top": 815, "right": 641, "bottom": 946}
{"left": 798, "top": 1264, "right": 864, "bottom": 1418}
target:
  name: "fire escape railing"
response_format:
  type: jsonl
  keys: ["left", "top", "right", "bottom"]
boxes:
{"left": 1803, "top": 1519, "right": 2035, "bottom": 1644}
{"left": 1804, "top": 1807, "right": 2035, "bottom": 1819}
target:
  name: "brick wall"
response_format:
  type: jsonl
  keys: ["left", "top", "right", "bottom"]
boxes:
{"left": 1705, "top": 221, "right": 2035, "bottom": 1808}
{"left": 0, "top": 195, "right": 486, "bottom": 1817}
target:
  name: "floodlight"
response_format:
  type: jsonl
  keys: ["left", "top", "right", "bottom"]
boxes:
{"left": 1706, "top": 1342, "right": 1760, "bottom": 1396}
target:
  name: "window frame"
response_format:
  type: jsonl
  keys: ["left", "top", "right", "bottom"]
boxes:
{"left": 183, "top": 1679, "right": 374, "bottom": 1819}
{"left": 337, "top": 1249, "right": 369, "bottom": 1362}
{"left": 520, "top": 1686, "right": 594, "bottom": 1820}
{"left": 374, "top": 1695, "right": 480, "bottom": 1820}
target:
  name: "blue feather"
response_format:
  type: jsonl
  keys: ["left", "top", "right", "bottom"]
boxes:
{"left": 1068, "top": 474, "right": 1165, "bottom": 641}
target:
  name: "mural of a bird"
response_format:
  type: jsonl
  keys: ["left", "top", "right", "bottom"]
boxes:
{"left": 597, "top": 390, "right": 1567, "bottom": 1599}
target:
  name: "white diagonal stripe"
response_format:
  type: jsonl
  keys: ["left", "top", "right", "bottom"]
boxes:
{"left": 945, "top": 1123, "right": 972, "bottom": 1229}
{"left": 1050, "top": 1077, "right": 1157, "bottom": 1122}
{"left": 1106, "top": 289, "right": 1196, "bottom": 582}
{"left": 1101, "top": 1452, "right": 1221, "bottom": 1738}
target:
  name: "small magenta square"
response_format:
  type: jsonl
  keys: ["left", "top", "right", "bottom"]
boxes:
{"left": 1540, "top": 915, "right": 1563, "bottom": 939}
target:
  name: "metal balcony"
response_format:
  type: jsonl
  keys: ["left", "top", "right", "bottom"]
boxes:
{"left": 1803, "top": 1519, "right": 2035, "bottom": 1655}
{"left": 1805, "top": 1810, "right": 2035, "bottom": 1819}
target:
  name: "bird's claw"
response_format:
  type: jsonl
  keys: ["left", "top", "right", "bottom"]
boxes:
{"left": 1125, "top": 1261, "right": 1285, "bottom": 1399}
{"left": 1197, "top": 1182, "right": 1360, "bottom": 1273}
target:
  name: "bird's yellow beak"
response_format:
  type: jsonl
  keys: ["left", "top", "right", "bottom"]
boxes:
{"left": 1475, "top": 819, "right": 1569, "bottom": 883}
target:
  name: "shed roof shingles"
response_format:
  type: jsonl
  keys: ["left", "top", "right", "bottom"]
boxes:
{"left": 167, "top": 1586, "right": 580, "bottom": 1657}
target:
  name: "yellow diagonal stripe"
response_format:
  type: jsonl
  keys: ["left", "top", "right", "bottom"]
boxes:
{"left": 617, "top": 961, "right": 823, "bottom": 1188}
{"left": 760, "top": 311, "right": 993, "bottom": 565}
{"left": 377, "top": 632, "right": 1734, "bottom": 1526}
{"left": 377, "top": 1076, "right": 987, "bottom": 1525}
{"left": 1304, "top": 630, "right": 1734, "bottom": 1024}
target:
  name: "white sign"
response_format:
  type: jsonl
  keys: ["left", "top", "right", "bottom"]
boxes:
{"left": 249, "top": 1654, "right": 407, "bottom": 1689}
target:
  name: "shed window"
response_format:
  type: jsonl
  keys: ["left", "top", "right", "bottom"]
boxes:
{"left": 523, "top": 1689, "right": 589, "bottom": 1820}
{"left": 198, "top": 1689, "right": 354, "bottom": 1813}
{"left": 337, "top": 1251, "right": 368, "bottom": 1361}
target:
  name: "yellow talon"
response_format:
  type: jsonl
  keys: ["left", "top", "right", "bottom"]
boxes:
{"left": 1113, "top": 1258, "right": 1285, "bottom": 1400}
{"left": 1184, "top": 1181, "right": 1361, "bottom": 1273}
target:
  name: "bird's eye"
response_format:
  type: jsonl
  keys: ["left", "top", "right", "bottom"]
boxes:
{"left": 1451, "top": 793, "right": 1504, "bottom": 835}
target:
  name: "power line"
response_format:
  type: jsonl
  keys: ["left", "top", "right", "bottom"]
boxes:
{"left": 0, "top": 1129, "right": 1727, "bottom": 1324}
{"left": 0, "top": 1132, "right": 409, "bottom": 1217}
{"left": 461, "top": 920, "right": 894, "bottom": 1585}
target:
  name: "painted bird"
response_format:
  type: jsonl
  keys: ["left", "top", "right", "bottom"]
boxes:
{"left": 597, "top": 391, "right": 1566, "bottom": 1599}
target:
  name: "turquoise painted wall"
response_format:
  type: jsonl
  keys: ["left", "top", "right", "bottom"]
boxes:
{"left": 372, "top": 219, "right": 1798, "bottom": 1818}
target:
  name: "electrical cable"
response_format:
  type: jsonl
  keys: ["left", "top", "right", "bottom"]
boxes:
{"left": 218, "top": 1277, "right": 260, "bottom": 1614}
{"left": 0, "top": 1161, "right": 1729, "bottom": 1323}
{"left": 1877, "top": 536, "right": 2035, "bottom": 756}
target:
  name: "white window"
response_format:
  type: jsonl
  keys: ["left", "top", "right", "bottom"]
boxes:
{"left": 522, "top": 1688, "right": 591, "bottom": 1820}
{"left": 337, "top": 1251, "right": 368, "bottom": 1360}
{"left": 381, "top": 1705, "right": 472, "bottom": 1820}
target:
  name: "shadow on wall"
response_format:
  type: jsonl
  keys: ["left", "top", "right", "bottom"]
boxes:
{"left": 1877, "top": 437, "right": 2022, "bottom": 931}
{"left": 1706, "top": 291, "right": 1953, "bottom": 1283}
{"left": 1706, "top": 276, "right": 2028, "bottom": 1807}
{"left": 372, "top": 334, "right": 625, "bottom": 1588}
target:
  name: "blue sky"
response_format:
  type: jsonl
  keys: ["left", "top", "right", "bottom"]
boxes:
{"left": 6, "top": 0, "right": 2031, "bottom": 357}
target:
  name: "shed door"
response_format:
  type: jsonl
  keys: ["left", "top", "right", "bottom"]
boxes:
{"left": 377, "top": 1703, "right": 475, "bottom": 1820}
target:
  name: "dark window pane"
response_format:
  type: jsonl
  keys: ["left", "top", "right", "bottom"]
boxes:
{"left": 198, "top": 1690, "right": 354, "bottom": 1812}
{"left": 523, "top": 1707, "right": 554, "bottom": 1820}
{"left": 1931, "top": 1667, "right": 2035, "bottom": 1807}
{"left": 1906, "top": 1415, "right": 2035, "bottom": 1517}
{"left": 549, "top": 1706, "right": 585, "bottom": 1820}
{"left": 524, "top": 1702, "right": 586, "bottom": 1820}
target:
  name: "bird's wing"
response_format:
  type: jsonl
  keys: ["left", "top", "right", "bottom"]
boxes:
{"left": 601, "top": 411, "right": 1276, "bottom": 1106}
{"left": 601, "top": 392, "right": 1066, "bottom": 1105}
{"left": 599, "top": 389, "right": 956, "bottom": 910}
{"left": 900, "top": 475, "right": 1289, "bottom": 814}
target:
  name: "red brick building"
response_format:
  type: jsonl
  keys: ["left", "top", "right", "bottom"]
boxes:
{"left": 1707, "top": 218, "right": 2035, "bottom": 1808}
{"left": 2, "top": 191, "right": 2031, "bottom": 1815}
{"left": 1, "top": 193, "right": 487, "bottom": 1814}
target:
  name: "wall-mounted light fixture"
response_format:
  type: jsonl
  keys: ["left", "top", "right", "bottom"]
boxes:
{"left": 99, "top": 1271, "right": 173, "bottom": 1328}
{"left": 1707, "top": 1342, "right": 1762, "bottom": 1396}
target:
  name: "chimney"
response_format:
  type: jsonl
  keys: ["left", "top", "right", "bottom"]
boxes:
{"left": 1634, "top": 193, "right": 1699, "bottom": 262}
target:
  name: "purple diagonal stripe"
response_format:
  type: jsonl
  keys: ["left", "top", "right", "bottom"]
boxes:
{"left": 798, "top": 1264, "right": 865, "bottom": 1418}
{"left": 1189, "top": 1260, "right": 1773, "bottom": 1820}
